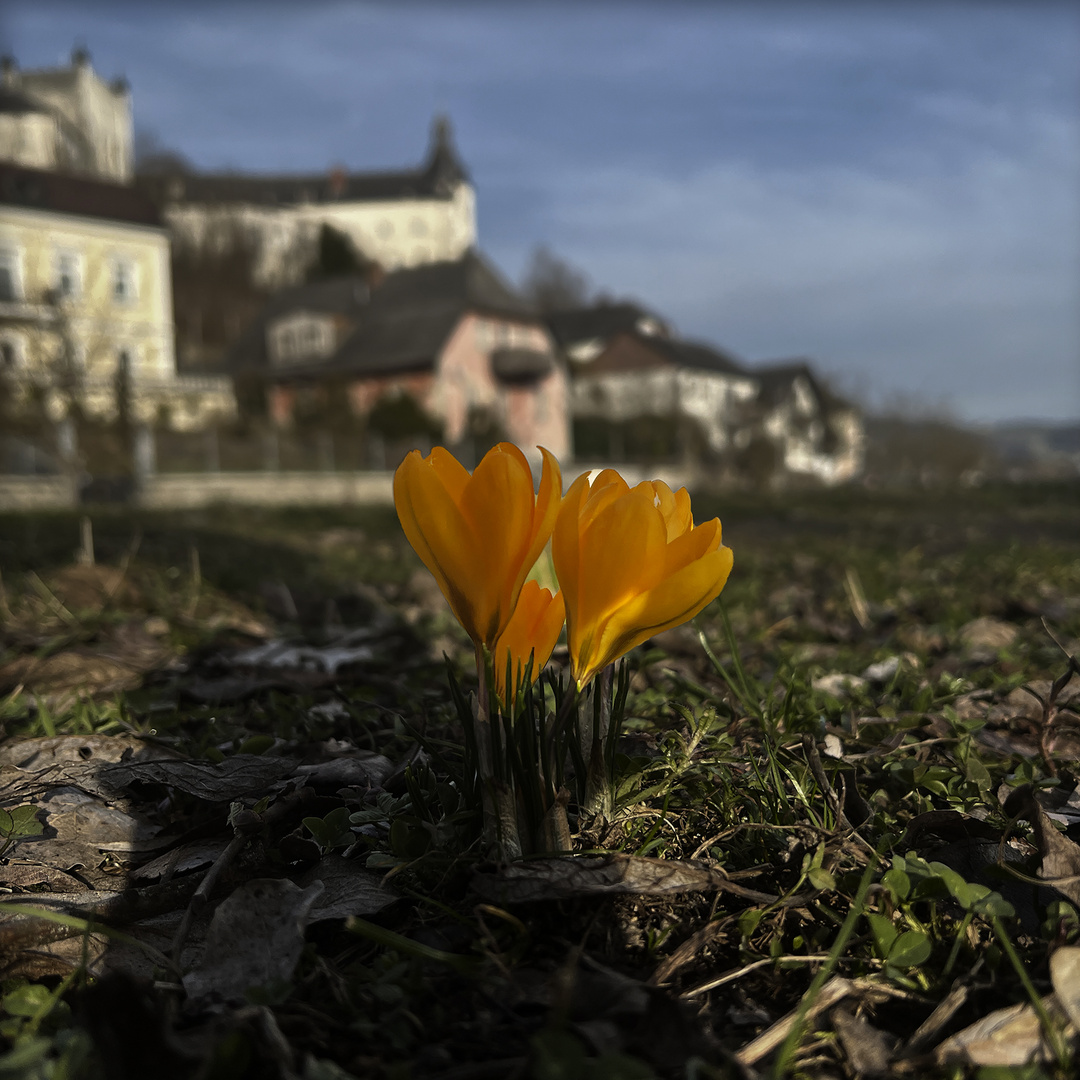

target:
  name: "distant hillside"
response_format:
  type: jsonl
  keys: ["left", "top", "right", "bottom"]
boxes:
{"left": 985, "top": 422, "right": 1080, "bottom": 470}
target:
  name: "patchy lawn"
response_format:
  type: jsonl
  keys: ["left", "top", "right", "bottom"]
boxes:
{"left": 1, "top": 481, "right": 1079, "bottom": 1079}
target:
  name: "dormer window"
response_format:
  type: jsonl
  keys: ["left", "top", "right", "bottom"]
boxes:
{"left": 267, "top": 312, "right": 336, "bottom": 367}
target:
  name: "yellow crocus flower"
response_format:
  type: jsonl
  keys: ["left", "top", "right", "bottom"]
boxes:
{"left": 394, "top": 443, "right": 562, "bottom": 650}
{"left": 553, "top": 470, "right": 733, "bottom": 689}
{"left": 491, "top": 579, "right": 565, "bottom": 706}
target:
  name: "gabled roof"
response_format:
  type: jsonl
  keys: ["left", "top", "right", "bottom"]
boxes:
{"left": 314, "top": 251, "right": 539, "bottom": 378}
{"left": 229, "top": 276, "right": 371, "bottom": 373}
{"left": 643, "top": 334, "right": 747, "bottom": 376}
{"left": 0, "top": 162, "right": 160, "bottom": 226}
{"left": 545, "top": 301, "right": 669, "bottom": 349}
{"left": 751, "top": 359, "right": 851, "bottom": 411}
{"left": 361, "top": 250, "right": 535, "bottom": 321}
{"left": 583, "top": 329, "right": 746, "bottom": 378}
{"left": 137, "top": 116, "right": 471, "bottom": 207}
{"left": 233, "top": 251, "right": 543, "bottom": 379}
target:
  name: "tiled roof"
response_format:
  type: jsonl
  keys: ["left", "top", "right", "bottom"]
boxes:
{"left": 317, "top": 252, "right": 539, "bottom": 377}
{"left": 232, "top": 251, "right": 542, "bottom": 379}
{"left": 545, "top": 302, "right": 669, "bottom": 348}
{"left": 0, "top": 162, "right": 161, "bottom": 226}
{"left": 228, "top": 276, "right": 371, "bottom": 373}
{"left": 137, "top": 116, "right": 470, "bottom": 207}
{"left": 642, "top": 334, "right": 746, "bottom": 376}
{"left": 750, "top": 359, "right": 852, "bottom": 411}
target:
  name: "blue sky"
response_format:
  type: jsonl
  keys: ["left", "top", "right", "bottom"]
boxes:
{"left": 4, "top": 2, "right": 1078, "bottom": 423}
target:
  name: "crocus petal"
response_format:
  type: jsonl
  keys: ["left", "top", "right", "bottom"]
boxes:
{"left": 516, "top": 447, "right": 563, "bottom": 600}
{"left": 575, "top": 545, "right": 734, "bottom": 687}
{"left": 393, "top": 451, "right": 485, "bottom": 638}
{"left": 428, "top": 445, "right": 472, "bottom": 506}
{"left": 394, "top": 443, "right": 563, "bottom": 651}
{"left": 492, "top": 580, "right": 565, "bottom": 705}
{"left": 552, "top": 472, "right": 592, "bottom": 636}
{"left": 460, "top": 443, "right": 537, "bottom": 643}
{"left": 662, "top": 517, "right": 722, "bottom": 576}
{"left": 554, "top": 472, "right": 733, "bottom": 689}
{"left": 576, "top": 485, "right": 667, "bottom": 626}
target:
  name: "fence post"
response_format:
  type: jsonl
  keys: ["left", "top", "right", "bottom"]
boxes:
{"left": 134, "top": 425, "right": 156, "bottom": 481}
{"left": 205, "top": 428, "right": 220, "bottom": 472}
{"left": 56, "top": 417, "right": 77, "bottom": 465}
{"left": 368, "top": 432, "right": 386, "bottom": 471}
{"left": 263, "top": 430, "right": 279, "bottom": 472}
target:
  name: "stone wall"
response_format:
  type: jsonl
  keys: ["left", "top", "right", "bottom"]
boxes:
{"left": 0, "top": 475, "right": 79, "bottom": 511}
{"left": 136, "top": 471, "right": 394, "bottom": 509}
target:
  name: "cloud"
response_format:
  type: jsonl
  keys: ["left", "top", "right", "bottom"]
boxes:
{"left": 492, "top": 113, "right": 1079, "bottom": 421}
{"left": 7, "top": 1, "right": 1079, "bottom": 420}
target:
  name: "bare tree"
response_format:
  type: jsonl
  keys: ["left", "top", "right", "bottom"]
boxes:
{"left": 1, "top": 268, "right": 139, "bottom": 479}
{"left": 170, "top": 220, "right": 271, "bottom": 373}
{"left": 863, "top": 395, "right": 993, "bottom": 486}
{"left": 134, "top": 128, "right": 193, "bottom": 176}
{"left": 521, "top": 245, "right": 592, "bottom": 312}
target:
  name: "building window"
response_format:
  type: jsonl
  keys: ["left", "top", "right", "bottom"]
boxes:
{"left": 0, "top": 248, "right": 21, "bottom": 302}
{"left": 113, "top": 258, "right": 138, "bottom": 303}
{"left": 55, "top": 251, "right": 81, "bottom": 300}
{"left": 267, "top": 313, "right": 336, "bottom": 367}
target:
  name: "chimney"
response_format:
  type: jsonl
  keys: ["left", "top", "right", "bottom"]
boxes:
{"left": 71, "top": 45, "right": 91, "bottom": 70}
{"left": 1, "top": 56, "right": 16, "bottom": 89}
{"left": 327, "top": 166, "right": 347, "bottom": 199}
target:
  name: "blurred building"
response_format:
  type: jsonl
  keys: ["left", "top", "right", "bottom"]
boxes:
{"left": 0, "top": 161, "right": 234, "bottom": 432}
{"left": 0, "top": 49, "right": 133, "bottom": 183}
{"left": 752, "top": 362, "right": 864, "bottom": 485}
{"left": 136, "top": 117, "right": 476, "bottom": 374}
{"left": 137, "top": 117, "right": 475, "bottom": 291}
{"left": 549, "top": 303, "right": 863, "bottom": 485}
{"left": 231, "top": 251, "right": 570, "bottom": 466}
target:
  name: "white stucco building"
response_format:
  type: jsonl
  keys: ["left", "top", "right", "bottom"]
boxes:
{"left": 137, "top": 117, "right": 476, "bottom": 290}
{"left": 0, "top": 162, "right": 233, "bottom": 431}
{"left": 0, "top": 50, "right": 133, "bottom": 184}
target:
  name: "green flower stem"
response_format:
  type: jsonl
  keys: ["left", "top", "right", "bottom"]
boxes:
{"left": 583, "top": 664, "right": 615, "bottom": 818}
{"left": 770, "top": 838, "right": 887, "bottom": 1079}
{"left": 992, "top": 915, "right": 1069, "bottom": 1068}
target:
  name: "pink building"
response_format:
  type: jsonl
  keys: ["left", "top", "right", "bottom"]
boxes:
{"left": 233, "top": 252, "right": 569, "bottom": 468}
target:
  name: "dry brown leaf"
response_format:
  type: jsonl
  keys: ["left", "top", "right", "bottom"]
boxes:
{"left": 959, "top": 616, "right": 1019, "bottom": 661}
{"left": 0, "top": 933, "right": 109, "bottom": 980}
{"left": 1004, "top": 786, "right": 1080, "bottom": 907}
{"left": 132, "top": 838, "right": 233, "bottom": 882}
{"left": 0, "top": 862, "right": 91, "bottom": 892}
{"left": 1050, "top": 946, "right": 1080, "bottom": 1033}
{"left": 0, "top": 733, "right": 181, "bottom": 771}
{"left": 45, "top": 565, "right": 141, "bottom": 612}
{"left": 297, "top": 854, "right": 400, "bottom": 922}
{"left": 471, "top": 853, "right": 768, "bottom": 904}
{"left": 832, "top": 1005, "right": 897, "bottom": 1077}
{"left": 95, "top": 754, "right": 300, "bottom": 802}
{"left": 0, "top": 651, "right": 143, "bottom": 702}
{"left": 933, "top": 996, "right": 1073, "bottom": 1067}
{"left": 181, "top": 878, "right": 324, "bottom": 1003}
